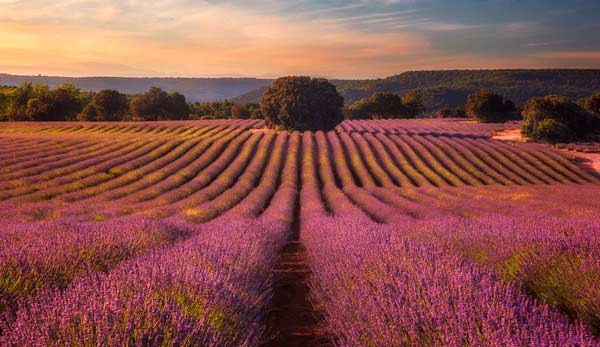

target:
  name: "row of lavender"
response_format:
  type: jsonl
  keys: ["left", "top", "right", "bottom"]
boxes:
{"left": 302, "top": 181, "right": 600, "bottom": 344}
{"left": 0, "top": 128, "right": 594, "bottom": 227}
{"left": 0, "top": 129, "right": 301, "bottom": 345}
{"left": 0, "top": 118, "right": 504, "bottom": 137}
{"left": 0, "top": 119, "right": 263, "bottom": 137}
{"left": 303, "top": 214, "right": 600, "bottom": 346}
{"left": 1, "top": 217, "right": 290, "bottom": 346}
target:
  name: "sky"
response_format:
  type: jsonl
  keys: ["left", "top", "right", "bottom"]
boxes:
{"left": 0, "top": 0, "right": 599, "bottom": 79}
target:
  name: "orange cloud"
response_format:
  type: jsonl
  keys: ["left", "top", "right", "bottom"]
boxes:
{"left": 0, "top": 4, "right": 433, "bottom": 78}
{"left": 1, "top": 2, "right": 598, "bottom": 79}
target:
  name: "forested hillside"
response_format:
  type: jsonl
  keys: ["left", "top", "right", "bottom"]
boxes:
{"left": 4, "top": 70, "right": 600, "bottom": 111}
{"left": 233, "top": 69, "right": 600, "bottom": 110}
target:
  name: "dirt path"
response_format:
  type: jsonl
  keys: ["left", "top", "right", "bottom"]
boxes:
{"left": 264, "top": 224, "right": 333, "bottom": 347}
{"left": 492, "top": 128, "right": 526, "bottom": 142}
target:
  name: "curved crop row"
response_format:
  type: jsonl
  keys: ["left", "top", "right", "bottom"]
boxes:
{"left": 229, "top": 132, "right": 298, "bottom": 219}
{"left": 89, "top": 125, "right": 242, "bottom": 204}
{"left": 183, "top": 133, "right": 276, "bottom": 222}
{"left": 0, "top": 138, "right": 144, "bottom": 191}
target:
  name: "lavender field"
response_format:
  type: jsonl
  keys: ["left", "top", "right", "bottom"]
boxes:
{"left": 1, "top": 119, "right": 599, "bottom": 346}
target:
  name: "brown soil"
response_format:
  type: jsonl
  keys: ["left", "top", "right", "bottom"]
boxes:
{"left": 492, "top": 128, "right": 526, "bottom": 142}
{"left": 264, "top": 235, "right": 333, "bottom": 347}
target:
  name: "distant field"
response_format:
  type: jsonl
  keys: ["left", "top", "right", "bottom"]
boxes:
{"left": 1, "top": 119, "right": 599, "bottom": 346}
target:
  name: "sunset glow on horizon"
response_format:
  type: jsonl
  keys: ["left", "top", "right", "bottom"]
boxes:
{"left": 1, "top": 0, "right": 599, "bottom": 79}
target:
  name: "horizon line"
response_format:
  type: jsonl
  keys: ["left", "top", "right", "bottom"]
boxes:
{"left": 2, "top": 67, "right": 600, "bottom": 81}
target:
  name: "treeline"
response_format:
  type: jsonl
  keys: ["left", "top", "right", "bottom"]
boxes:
{"left": 342, "top": 88, "right": 600, "bottom": 142}
{"left": 189, "top": 101, "right": 262, "bottom": 120}
{"left": 0, "top": 83, "right": 261, "bottom": 122}
{"left": 335, "top": 69, "right": 600, "bottom": 108}
{"left": 232, "top": 69, "right": 600, "bottom": 110}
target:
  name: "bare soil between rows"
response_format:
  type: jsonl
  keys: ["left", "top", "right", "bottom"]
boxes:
{"left": 264, "top": 236, "right": 333, "bottom": 347}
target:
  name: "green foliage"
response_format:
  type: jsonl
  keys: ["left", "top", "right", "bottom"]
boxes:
{"left": 0, "top": 83, "right": 84, "bottom": 121}
{"left": 347, "top": 91, "right": 425, "bottom": 119}
{"left": 334, "top": 69, "right": 600, "bottom": 108}
{"left": 522, "top": 95, "right": 600, "bottom": 143}
{"left": 401, "top": 91, "right": 426, "bottom": 118}
{"left": 190, "top": 100, "right": 234, "bottom": 119}
{"left": 578, "top": 92, "right": 600, "bottom": 115}
{"left": 130, "top": 87, "right": 190, "bottom": 121}
{"left": 230, "top": 104, "right": 251, "bottom": 119}
{"left": 348, "top": 92, "right": 407, "bottom": 120}
{"left": 78, "top": 104, "right": 99, "bottom": 121}
{"left": 465, "top": 90, "right": 517, "bottom": 123}
{"left": 246, "top": 103, "right": 262, "bottom": 119}
{"left": 261, "top": 76, "right": 344, "bottom": 131}
{"left": 435, "top": 107, "right": 466, "bottom": 118}
{"left": 91, "top": 89, "right": 129, "bottom": 121}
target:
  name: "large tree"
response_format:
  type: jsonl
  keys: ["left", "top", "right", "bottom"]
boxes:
{"left": 92, "top": 89, "right": 129, "bottom": 121}
{"left": 131, "top": 87, "right": 189, "bottom": 121}
{"left": 465, "top": 90, "right": 516, "bottom": 123}
{"left": 261, "top": 76, "right": 344, "bottom": 131}
{"left": 522, "top": 95, "right": 599, "bottom": 142}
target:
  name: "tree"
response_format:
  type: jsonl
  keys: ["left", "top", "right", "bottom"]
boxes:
{"left": 261, "top": 76, "right": 344, "bottom": 131}
{"left": 50, "top": 84, "right": 83, "bottom": 121}
{"left": 6, "top": 83, "right": 36, "bottom": 121}
{"left": 131, "top": 87, "right": 169, "bottom": 121}
{"left": 401, "top": 91, "right": 426, "bottom": 117}
{"left": 246, "top": 103, "right": 262, "bottom": 119}
{"left": 23, "top": 84, "right": 82, "bottom": 121}
{"left": 230, "top": 104, "right": 251, "bottom": 119}
{"left": 131, "top": 87, "right": 189, "bottom": 121}
{"left": 25, "top": 97, "right": 51, "bottom": 121}
{"left": 465, "top": 90, "right": 516, "bottom": 123}
{"left": 435, "top": 108, "right": 466, "bottom": 118}
{"left": 578, "top": 92, "right": 600, "bottom": 115}
{"left": 166, "top": 92, "right": 190, "bottom": 120}
{"left": 92, "top": 89, "right": 129, "bottom": 121}
{"left": 521, "top": 95, "right": 599, "bottom": 142}
{"left": 78, "top": 104, "right": 99, "bottom": 121}
{"left": 347, "top": 92, "right": 408, "bottom": 120}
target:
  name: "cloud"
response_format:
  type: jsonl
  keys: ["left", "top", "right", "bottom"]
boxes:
{"left": 535, "top": 51, "right": 600, "bottom": 60}
{"left": 0, "top": 1, "right": 598, "bottom": 78}
{"left": 0, "top": 3, "right": 432, "bottom": 78}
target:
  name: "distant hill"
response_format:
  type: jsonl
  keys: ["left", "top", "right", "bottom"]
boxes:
{"left": 5, "top": 70, "right": 600, "bottom": 110}
{"left": 233, "top": 69, "right": 600, "bottom": 110}
{"left": 0, "top": 74, "right": 272, "bottom": 102}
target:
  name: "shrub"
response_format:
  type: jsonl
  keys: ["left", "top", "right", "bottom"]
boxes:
{"left": 348, "top": 92, "right": 407, "bottom": 120}
{"left": 522, "top": 95, "right": 599, "bottom": 142}
{"left": 401, "top": 91, "right": 426, "bottom": 118}
{"left": 465, "top": 90, "right": 516, "bottom": 123}
{"left": 347, "top": 91, "right": 426, "bottom": 120}
{"left": 260, "top": 76, "right": 344, "bottom": 131}
{"left": 435, "top": 108, "right": 467, "bottom": 118}
{"left": 578, "top": 92, "right": 600, "bottom": 115}
{"left": 230, "top": 104, "right": 251, "bottom": 119}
